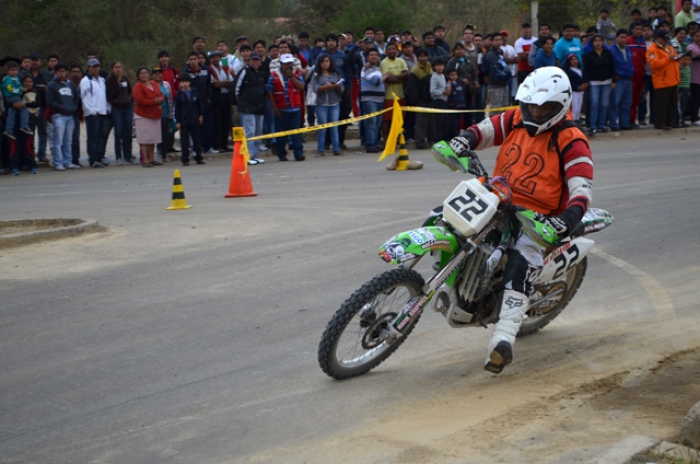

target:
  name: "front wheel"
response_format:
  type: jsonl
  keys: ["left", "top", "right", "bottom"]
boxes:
{"left": 517, "top": 256, "right": 588, "bottom": 337}
{"left": 318, "top": 268, "right": 425, "bottom": 380}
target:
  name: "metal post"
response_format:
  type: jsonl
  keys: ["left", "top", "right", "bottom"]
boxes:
{"left": 531, "top": 0, "right": 539, "bottom": 32}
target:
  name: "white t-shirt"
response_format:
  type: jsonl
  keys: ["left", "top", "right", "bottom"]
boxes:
{"left": 501, "top": 44, "right": 517, "bottom": 74}
{"left": 514, "top": 36, "right": 537, "bottom": 71}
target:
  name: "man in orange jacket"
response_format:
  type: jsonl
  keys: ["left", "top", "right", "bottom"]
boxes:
{"left": 646, "top": 29, "right": 681, "bottom": 130}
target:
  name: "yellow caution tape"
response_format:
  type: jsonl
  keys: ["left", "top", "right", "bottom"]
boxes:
{"left": 247, "top": 108, "right": 391, "bottom": 141}
{"left": 245, "top": 105, "right": 519, "bottom": 142}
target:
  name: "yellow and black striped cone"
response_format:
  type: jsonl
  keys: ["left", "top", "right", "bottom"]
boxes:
{"left": 391, "top": 132, "right": 423, "bottom": 171}
{"left": 165, "top": 170, "right": 193, "bottom": 210}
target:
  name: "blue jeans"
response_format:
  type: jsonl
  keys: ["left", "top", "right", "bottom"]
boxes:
{"left": 85, "top": 114, "right": 111, "bottom": 165}
{"left": 240, "top": 113, "right": 264, "bottom": 159}
{"left": 111, "top": 107, "right": 134, "bottom": 160}
{"left": 275, "top": 110, "right": 303, "bottom": 160}
{"left": 589, "top": 84, "right": 612, "bottom": 130}
{"left": 361, "top": 101, "right": 382, "bottom": 149}
{"left": 608, "top": 78, "right": 632, "bottom": 129}
{"left": 5, "top": 97, "right": 29, "bottom": 133}
{"left": 51, "top": 114, "right": 75, "bottom": 167}
{"left": 315, "top": 104, "right": 340, "bottom": 152}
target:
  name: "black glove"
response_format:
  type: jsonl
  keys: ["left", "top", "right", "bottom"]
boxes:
{"left": 535, "top": 213, "right": 569, "bottom": 236}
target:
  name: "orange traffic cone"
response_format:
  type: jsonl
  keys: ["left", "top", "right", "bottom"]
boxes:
{"left": 225, "top": 127, "right": 257, "bottom": 198}
{"left": 165, "top": 169, "right": 193, "bottom": 210}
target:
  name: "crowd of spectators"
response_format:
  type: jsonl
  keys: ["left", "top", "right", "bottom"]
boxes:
{"left": 2, "top": 3, "right": 700, "bottom": 174}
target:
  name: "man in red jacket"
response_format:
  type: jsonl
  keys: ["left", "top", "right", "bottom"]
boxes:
{"left": 267, "top": 54, "right": 305, "bottom": 161}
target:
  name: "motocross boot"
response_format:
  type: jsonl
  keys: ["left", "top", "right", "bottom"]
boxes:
{"left": 484, "top": 289, "right": 530, "bottom": 374}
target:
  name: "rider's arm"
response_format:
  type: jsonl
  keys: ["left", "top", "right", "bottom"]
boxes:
{"left": 556, "top": 139, "right": 594, "bottom": 231}
{"left": 459, "top": 109, "right": 518, "bottom": 151}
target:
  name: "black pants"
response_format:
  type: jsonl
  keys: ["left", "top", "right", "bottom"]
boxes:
{"left": 431, "top": 99, "right": 449, "bottom": 142}
{"left": 180, "top": 124, "right": 202, "bottom": 163}
{"left": 654, "top": 86, "right": 678, "bottom": 128}
{"left": 689, "top": 83, "right": 700, "bottom": 123}
{"left": 158, "top": 118, "right": 174, "bottom": 154}
{"left": 337, "top": 92, "right": 351, "bottom": 145}
{"left": 85, "top": 115, "right": 111, "bottom": 165}
{"left": 72, "top": 115, "right": 81, "bottom": 164}
{"left": 212, "top": 94, "right": 232, "bottom": 150}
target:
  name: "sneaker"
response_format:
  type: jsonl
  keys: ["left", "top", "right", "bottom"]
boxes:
{"left": 3, "top": 131, "right": 16, "bottom": 140}
{"left": 610, "top": 127, "right": 620, "bottom": 132}
{"left": 116, "top": 158, "right": 123, "bottom": 166}
{"left": 182, "top": 161, "right": 190, "bottom": 166}
{"left": 340, "top": 144, "right": 348, "bottom": 150}
{"left": 36, "top": 157, "right": 49, "bottom": 163}
{"left": 66, "top": 164, "right": 81, "bottom": 170}
{"left": 407, "top": 138, "right": 415, "bottom": 143}
{"left": 248, "top": 158, "right": 259, "bottom": 165}
{"left": 11, "top": 168, "right": 20, "bottom": 176}
{"left": 91, "top": 162, "right": 104, "bottom": 168}
{"left": 315, "top": 152, "right": 324, "bottom": 158}
{"left": 598, "top": 126, "right": 610, "bottom": 133}
{"left": 30, "top": 168, "right": 38, "bottom": 174}
{"left": 195, "top": 159, "right": 206, "bottom": 165}
{"left": 333, "top": 151, "right": 345, "bottom": 156}
{"left": 639, "top": 120, "right": 648, "bottom": 126}
{"left": 588, "top": 128, "right": 597, "bottom": 136}
{"left": 168, "top": 148, "right": 181, "bottom": 153}
{"left": 259, "top": 146, "right": 269, "bottom": 151}
{"left": 206, "top": 148, "right": 218, "bottom": 154}
{"left": 54, "top": 165, "right": 66, "bottom": 171}
{"left": 255, "top": 158, "right": 265, "bottom": 164}
{"left": 366, "top": 147, "right": 381, "bottom": 153}
{"left": 20, "top": 127, "right": 33, "bottom": 135}
{"left": 295, "top": 155, "right": 306, "bottom": 161}
{"left": 484, "top": 340, "right": 513, "bottom": 374}
{"left": 693, "top": 120, "right": 700, "bottom": 126}
{"left": 100, "top": 160, "right": 110, "bottom": 166}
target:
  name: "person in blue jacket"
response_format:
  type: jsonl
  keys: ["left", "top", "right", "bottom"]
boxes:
{"left": 608, "top": 29, "right": 635, "bottom": 130}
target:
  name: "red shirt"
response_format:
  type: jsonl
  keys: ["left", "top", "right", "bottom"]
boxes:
{"left": 161, "top": 66, "right": 180, "bottom": 93}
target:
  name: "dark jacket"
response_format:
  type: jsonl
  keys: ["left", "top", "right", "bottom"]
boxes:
{"left": 446, "top": 56, "right": 477, "bottom": 93}
{"left": 565, "top": 67, "right": 585, "bottom": 91}
{"left": 184, "top": 64, "right": 211, "bottom": 103}
{"left": 406, "top": 70, "right": 433, "bottom": 106}
{"left": 175, "top": 88, "right": 203, "bottom": 126}
{"left": 583, "top": 48, "right": 617, "bottom": 83}
{"left": 235, "top": 65, "right": 267, "bottom": 115}
{"left": 486, "top": 46, "right": 510, "bottom": 86}
{"left": 105, "top": 74, "right": 132, "bottom": 109}
{"left": 46, "top": 79, "right": 80, "bottom": 116}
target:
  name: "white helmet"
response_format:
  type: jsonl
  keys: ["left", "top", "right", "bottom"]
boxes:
{"left": 515, "top": 67, "right": 572, "bottom": 137}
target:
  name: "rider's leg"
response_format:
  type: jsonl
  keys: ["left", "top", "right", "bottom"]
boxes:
{"left": 485, "top": 232, "right": 544, "bottom": 374}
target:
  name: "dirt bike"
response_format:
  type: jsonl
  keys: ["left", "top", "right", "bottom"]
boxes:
{"left": 318, "top": 142, "right": 614, "bottom": 380}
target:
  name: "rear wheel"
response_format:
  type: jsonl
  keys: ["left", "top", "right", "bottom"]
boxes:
{"left": 517, "top": 257, "right": 587, "bottom": 337}
{"left": 318, "top": 268, "right": 425, "bottom": 380}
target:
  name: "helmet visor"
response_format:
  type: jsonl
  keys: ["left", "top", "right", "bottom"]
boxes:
{"left": 520, "top": 101, "right": 564, "bottom": 125}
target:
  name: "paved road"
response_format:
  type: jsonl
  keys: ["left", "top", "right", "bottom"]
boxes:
{"left": 1, "top": 134, "right": 699, "bottom": 463}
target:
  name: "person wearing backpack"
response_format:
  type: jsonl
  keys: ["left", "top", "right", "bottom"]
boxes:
{"left": 485, "top": 32, "right": 512, "bottom": 115}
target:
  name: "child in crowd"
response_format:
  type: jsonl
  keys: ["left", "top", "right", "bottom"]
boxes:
{"left": 430, "top": 57, "right": 451, "bottom": 143}
{"left": 7, "top": 75, "right": 40, "bottom": 175}
{"left": 2, "top": 62, "right": 32, "bottom": 139}
{"left": 678, "top": 54, "right": 692, "bottom": 127}
{"left": 597, "top": 9, "right": 618, "bottom": 44}
{"left": 446, "top": 69, "right": 466, "bottom": 139}
{"left": 174, "top": 73, "right": 204, "bottom": 166}
{"left": 564, "top": 54, "right": 586, "bottom": 125}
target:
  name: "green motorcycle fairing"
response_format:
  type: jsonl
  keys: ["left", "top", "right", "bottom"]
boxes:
{"left": 514, "top": 209, "right": 559, "bottom": 247}
{"left": 379, "top": 226, "right": 461, "bottom": 285}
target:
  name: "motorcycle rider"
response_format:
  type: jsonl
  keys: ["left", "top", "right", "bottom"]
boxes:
{"left": 446, "top": 66, "right": 593, "bottom": 374}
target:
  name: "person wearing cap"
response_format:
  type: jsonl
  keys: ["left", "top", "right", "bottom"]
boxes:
{"left": 433, "top": 26, "right": 450, "bottom": 53}
{"left": 106, "top": 61, "right": 136, "bottom": 165}
{"left": 646, "top": 29, "right": 681, "bottom": 130}
{"left": 46, "top": 63, "right": 81, "bottom": 171}
{"left": 514, "top": 22, "right": 537, "bottom": 84}
{"left": 267, "top": 53, "right": 305, "bottom": 161}
{"left": 80, "top": 58, "right": 111, "bottom": 168}
{"left": 208, "top": 50, "right": 232, "bottom": 152}
{"left": 235, "top": 51, "right": 267, "bottom": 164}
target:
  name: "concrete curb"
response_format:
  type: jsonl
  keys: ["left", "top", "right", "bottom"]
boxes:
{"left": 0, "top": 219, "right": 105, "bottom": 249}
{"left": 584, "top": 435, "right": 660, "bottom": 464}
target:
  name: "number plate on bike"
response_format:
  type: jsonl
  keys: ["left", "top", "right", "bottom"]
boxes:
{"left": 442, "top": 179, "right": 500, "bottom": 237}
